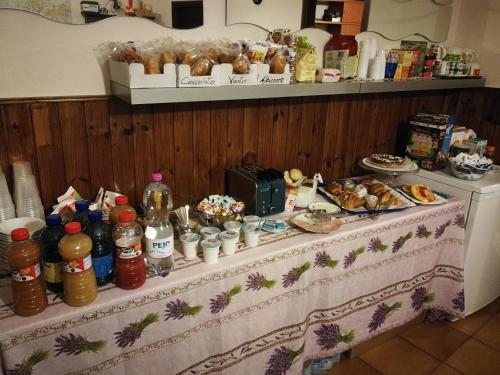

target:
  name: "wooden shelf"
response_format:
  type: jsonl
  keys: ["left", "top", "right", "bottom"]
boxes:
{"left": 314, "top": 20, "right": 342, "bottom": 25}
{"left": 111, "top": 78, "right": 486, "bottom": 105}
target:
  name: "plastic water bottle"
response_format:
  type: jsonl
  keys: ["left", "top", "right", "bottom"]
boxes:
{"left": 40, "top": 214, "right": 65, "bottom": 293}
{"left": 73, "top": 200, "right": 90, "bottom": 230}
{"left": 85, "top": 210, "right": 114, "bottom": 286}
{"left": 142, "top": 173, "right": 174, "bottom": 277}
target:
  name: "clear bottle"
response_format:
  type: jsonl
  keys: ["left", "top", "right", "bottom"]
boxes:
{"left": 112, "top": 211, "right": 146, "bottom": 290}
{"left": 6, "top": 228, "right": 48, "bottom": 316}
{"left": 58, "top": 222, "right": 98, "bottom": 307}
{"left": 73, "top": 200, "right": 90, "bottom": 230}
{"left": 142, "top": 173, "right": 174, "bottom": 277}
{"left": 85, "top": 210, "right": 114, "bottom": 286}
{"left": 109, "top": 195, "right": 137, "bottom": 226}
{"left": 40, "top": 214, "right": 65, "bottom": 293}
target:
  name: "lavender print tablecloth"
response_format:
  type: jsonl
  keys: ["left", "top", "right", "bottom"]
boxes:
{"left": 0, "top": 200, "right": 465, "bottom": 375}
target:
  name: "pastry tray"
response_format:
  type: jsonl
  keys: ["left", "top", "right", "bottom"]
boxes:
{"left": 318, "top": 178, "right": 416, "bottom": 214}
{"left": 393, "top": 187, "right": 448, "bottom": 206}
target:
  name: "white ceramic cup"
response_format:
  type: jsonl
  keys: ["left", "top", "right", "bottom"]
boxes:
{"left": 223, "top": 220, "right": 242, "bottom": 234}
{"left": 219, "top": 230, "right": 239, "bottom": 256}
{"left": 242, "top": 223, "right": 261, "bottom": 248}
{"left": 200, "top": 226, "right": 221, "bottom": 240}
{"left": 201, "top": 238, "right": 221, "bottom": 264}
{"left": 242, "top": 215, "right": 263, "bottom": 225}
{"left": 180, "top": 232, "right": 200, "bottom": 260}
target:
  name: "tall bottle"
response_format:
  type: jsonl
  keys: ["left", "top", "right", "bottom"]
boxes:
{"left": 6, "top": 228, "right": 48, "bottom": 316}
{"left": 143, "top": 173, "right": 174, "bottom": 277}
{"left": 113, "top": 211, "right": 146, "bottom": 290}
{"left": 85, "top": 210, "right": 114, "bottom": 286}
{"left": 73, "top": 200, "right": 90, "bottom": 230}
{"left": 109, "top": 196, "right": 137, "bottom": 226}
{"left": 40, "top": 214, "right": 65, "bottom": 293}
{"left": 58, "top": 222, "right": 97, "bottom": 307}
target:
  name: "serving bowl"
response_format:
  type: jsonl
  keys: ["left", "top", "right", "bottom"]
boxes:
{"left": 448, "top": 159, "right": 493, "bottom": 181}
{"left": 197, "top": 210, "right": 244, "bottom": 228}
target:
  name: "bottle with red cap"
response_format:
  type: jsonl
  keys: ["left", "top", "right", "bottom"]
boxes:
{"left": 109, "top": 195, "right": 137, "bottom": 226}
{"left": 112, "top": 211, "right": 146, "bottom": 289}
{"left": 58, "top": 222, "right": 98, "bottom": 307}
{"left": 6, "top": 228, "right": 48, "bottom": 316}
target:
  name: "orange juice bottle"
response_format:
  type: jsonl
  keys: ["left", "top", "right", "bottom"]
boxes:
{"left": 6, "top": 228, "right": 48, "bottom": 316}
{"left": 109, "top": 196, "right": 137, "bottom": 226}
{"left": 58, "top": 222, "right": 97, "bottom": 307}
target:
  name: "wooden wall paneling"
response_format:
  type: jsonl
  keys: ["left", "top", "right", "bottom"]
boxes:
{"left": 30, "top": 102, "right": 66, "bottom": 206}
{"left": 242, "top": 100, "right": 260, "bottom": 163}
{"left": 0, "top": 106, "right": 11, "bottom": 188}
{"left": 257, "top": 99, "right": 274, "bottom": 168}
{"left": 226, "top": 101, "right": 244, "bottom": 170}
{"left": 477, "top": 90, "right": 499, "bottom": 150}
{"left": 210, "top": 101, "right": 228, "bottom": 195}
{"left": 344, "top": 96, "right": 365, "bottom": 176}
{"left": 0, "top": 103, "right": 39, "bottom": 184}
{"left": 380, "top": 94, "right": 402, "bottom": 155}
{"left": 57, "top": 102, "right": 92, "bottom": 200}
{"left": 192, "top": 102, "right": 211, "bottom": 201}
{"left": 442, "top": 90, "right": 460, "bottom": 116}
{"left": 297, "top": 98, "right": 316, "bottom": 177}
{"left": 309, "top": 97, "right": 328, "bottom": 177}
{"left": 84, "top": 100, "right": 114, "bottom": 198}
{"left": 329, "top": 96, "right": 351, "bottom": 179}
{"left": 173, "top": 102, "right": 194, "bottom": 205}
{"left": 109, "top": 99, "right": 136, "bottom": 203}
{"left": 154, "top": 104, "right": 176, "bottom": 194}
{"left": 365, "top": 95, "right": 383, "bottom": 156}
{"left": 455, "top": 88, "right": 486, "bottom": 131}
{"left": 283, "top": 97, "right": 303, "bottom": 170}
{"left": 394, "top": 92, "right": 414, "bottom": 156}
{"left": 131, "top": 105, "right": 155, "bottom": 206}
{"left": 270, "top": 98, "right": 289, "bottom": 172}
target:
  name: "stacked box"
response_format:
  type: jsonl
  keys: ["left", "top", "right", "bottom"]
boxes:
{"left": 406, "top": 113, "right": 455, "bottom": 170}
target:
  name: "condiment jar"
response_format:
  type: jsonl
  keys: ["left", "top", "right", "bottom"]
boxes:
{"left": 6, "top": 228, "right": 48, "bottom": 316}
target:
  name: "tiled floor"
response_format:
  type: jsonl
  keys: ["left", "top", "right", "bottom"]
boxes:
{"left": 328, "top": 297, "right": 500, "bottom": 375}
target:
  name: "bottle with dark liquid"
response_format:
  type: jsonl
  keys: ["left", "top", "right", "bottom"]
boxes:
{"left": 85, "top": 210, "right": 114, "bottom": 286}
{"left": 40, "top": 214, "right": 65, "bottom": 293}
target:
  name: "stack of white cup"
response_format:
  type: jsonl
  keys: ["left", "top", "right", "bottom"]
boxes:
{"left": 13, "top": 161, "right": 44, "bottom": 220}
{"left": 0, "top": 167, "right": 15, "bottom": 223}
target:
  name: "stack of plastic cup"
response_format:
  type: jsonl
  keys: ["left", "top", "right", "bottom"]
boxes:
{"left": 13, "top": 161, "right": 44, "bottom": 221}
{"left": 0, "top": 167, "right": 15, "bottom": 223}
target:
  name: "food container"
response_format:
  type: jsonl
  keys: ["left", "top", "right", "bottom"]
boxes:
{"left": 219, "top": 230, "right": 239, "bottom": 256}
{"left": 448, "top": 159, "right": 493, "bottom": 180}
{"left": 197, "top": 210, "right": 244, "bottom": 229}
{"left": 200, "top": 239, "right": 221, "bottom": 264}
{"left": 223, "top": 221, "right": 242, "bottom": 234}
{"left": 180, "top": 232, "right": 200, "bottom": 260}
{"left": 242, "top": 223, "right": 261, "bottom": 248}
{"left": 200, "top": 226, "right": 221, "bottom": 240}
{"left": 242, "top": 215, "right": 262, "bottom": 225}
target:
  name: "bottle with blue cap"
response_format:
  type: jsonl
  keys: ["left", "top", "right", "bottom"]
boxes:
{"left": 73, "top": 200, "right": 90, "bottom": 230}
{"left": 85, "top": 210, "right": 114, "bottom": 286}
{"left": 40, "top": 214, "right": 65, "bottom": 293}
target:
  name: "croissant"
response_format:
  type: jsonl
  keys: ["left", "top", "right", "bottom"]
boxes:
{"left": 327, "top": 183, "right": 343, "bottom": 196}
{"left": 160, "top": 51, "right": 177, "bottom": 65}
{"left": 369, "top": 183, "right": 386, "bottom": 196}
{"left": 341, "top": 192, "right": 365, "bottom": 209}
{"left": 190, "top": 57, "right": 212, "bottom": 76}
{"left": 389, "top": 196, "right": 400, "bottom": 207}
{"left": 144, "top": 57, "right": 161, "bottom": 74}
{"left": 379, "top": 190, "right": 392, "bottom": 205}
{"left": 361, "top": 179, "right": 375, "bottom": 188}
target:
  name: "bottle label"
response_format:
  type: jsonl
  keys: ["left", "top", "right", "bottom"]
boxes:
{"left": 11, "top": 263, "right": 41, "bottom": 282}
{"left": 92, "top": 253, "right": 113, "bottom": 277}
{"left": 43, "top": 261, "right": 63, "bottom": 283}
{"left": 146, "top": 235, "right": 174, "bottom": 258}
{"left": 117, "top": 243, "right": 142, "bottom": 259}
{"left": 63, "top": 254, "right": 92, "bottom": 273}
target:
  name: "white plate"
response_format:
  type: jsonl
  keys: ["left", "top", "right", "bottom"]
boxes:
{"left": 395, "top": 187, "right": 448, "bottom": 205}
{"left": 262, "top": 219, "right": 289, "bottom": 233}
{"left": 308, "top": 202, "right": 341, "bottom": 214}
{"left": 361, "top": 157, "right": 419, "bottom": 173}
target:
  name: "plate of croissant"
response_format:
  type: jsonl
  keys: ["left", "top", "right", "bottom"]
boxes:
{"left": 396, "top": 184, "right": 447, "bottom": 205}
{"left": 319, "top": 178, "right": 416, "bottom": 213}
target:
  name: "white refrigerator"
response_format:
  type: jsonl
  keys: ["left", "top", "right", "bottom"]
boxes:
{"left": 399, "top": 167, "right": 500, "bottom": 315}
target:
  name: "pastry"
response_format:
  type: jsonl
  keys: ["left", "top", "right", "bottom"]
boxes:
{"left": 354, "top": 184, "right": 368, "bottom": 199}
{"left": 344, "top": 180, "right": 356, "bottom": 191}
{"left": 182, "top": 51, "right": 199, "bottom": 65}
{"left": 190, "top": 57, "right": 212, "bottom": 76}
{"left": 389, "top": 196, "right": 400, "bottom": 207}
{"left": 401, "top": 185, "right": 412, "bottom": 195}
{"left": 327, "top": 183, "right": 343, "bottom": 196}
{"left": 144, "top": 57, "right": 161, "bottom": 74}
{"left": 361, "top": 179, "right": 375, "bottom": 188}
{"left": 340, "top": 192, "right": 365, "bottom": 209}
{"left": 232, "top": 55, "right": 250, "bottom": 74}
{"left": 208, "top": 48, "right": 221, "bottom": 63}
{"left": 369, "top": 183, "right": 386, "bottom": 196}
{"left": 160, "top": 51, "right": 177, "bottom": 65}
{"left": 410, "top": 184, "right": 436, "bottom": 202}
{"left": 369, "top": 154, "right": 405, "bottom": 168}
{"left": 366, "top": 195, "right": 379, "bottom": 210}
{"left": 270, "top": 54, "right": 287, "bottom": 74}
{"left": 114, "top": 48, "right": 143, "bottom": 64}
{"left": 379, "top": 190, "right": 392, "bottom": 206}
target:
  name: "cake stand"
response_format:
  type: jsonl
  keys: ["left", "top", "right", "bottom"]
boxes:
{"left": 359, "top": 157, "right": 420, "bottom": 185}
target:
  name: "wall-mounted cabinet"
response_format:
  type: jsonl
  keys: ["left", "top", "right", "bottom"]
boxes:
{"left": 302, "top": 0, "right": 365, "bottom": 36}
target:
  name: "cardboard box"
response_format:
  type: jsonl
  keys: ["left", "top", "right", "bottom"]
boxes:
{"left": 407, "top": 113, "right": 455, "bottom": 170}
{"left": 220, "top": 63, "right": 258, "bottom": 86}
{"left": 177, "top": 64, "right": 222, "bottom": 87}
{"left": 257, "top": 64, "right": 291, "bottom": 85}
{"left": 109, "top": 60, "right": 176, "bottom": 88}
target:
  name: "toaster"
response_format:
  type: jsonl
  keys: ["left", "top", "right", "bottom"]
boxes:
{"left": 226, "top": 165, "right": 285, "bottom": 216}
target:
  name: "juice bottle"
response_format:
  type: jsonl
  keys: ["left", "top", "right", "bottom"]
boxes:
{"left": 85, "top": 210, "right": 114, "bottom": 286}
{"left": 73, "top": 200, "right": 90, "bottom": 230}
{"left": 58, "top": 222, "right": 97, "bottom": 307}
{"left": 40, "top": 214, "right": 65, "bottom": 293}
{"left": 6, "top": 228, "right": 48, "bottom": 316}
{"left": 109, "top": 196, "right": 137, "bottom": 226}
{"left": 113, "top": 211, "right": 145, "bottom": 290}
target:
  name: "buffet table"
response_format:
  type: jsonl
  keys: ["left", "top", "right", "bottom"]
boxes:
{"left": 0, "top": 200, "right": 465, "bottom": 375}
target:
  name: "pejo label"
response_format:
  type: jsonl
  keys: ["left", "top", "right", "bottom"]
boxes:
{"left": 145, "top": 235, "right": 174, "bottom": 259}
{"left": 117, "top": 243, "right": 142, "bottom": 259}
{"left": 63, "top": 254, "right": 92, "bottom": 273}
{"left": 43, "top": 261, "right": 63, "bottom": 283}
{"left": 11, "top": 263, "right": 41, "bottom": 282}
